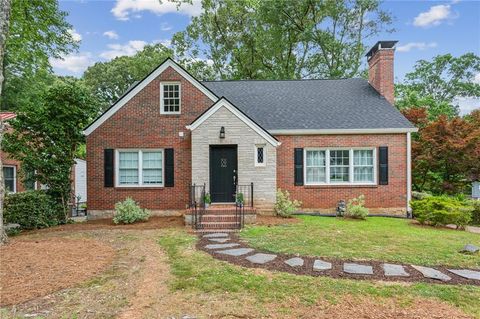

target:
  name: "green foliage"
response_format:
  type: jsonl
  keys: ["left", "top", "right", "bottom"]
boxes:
{"left": 113, "top": 197, "right": 150, "bottom": 224}
{"left": 4, "top": 191, "right": 61, "bottom": 230}
{"left": 411, "top": 196, "right": 473, "bottom": 229}
{"left": 468, "top": 200, "right": 480, "bottom": 225}
{"left": 2, "top": 0, "right": 77, "bottom": 110}
{"left": 204, "top": 193, "right": 211, "bottom": 204}
{"left": 4, "top": 78, "right": 99, "bottom": 219}
{"left": 411, "top": 191, "right": 432, "bottom": 200}
{"left": 274, "top": 189, "right": 301, "bottom": 218}
{"left": 235, "top": 192, "right": 244, "bottom": 205}
{"left": 173, "top": 0, "right": 392, "bottom": 80}
{"left": 345, "top": 195, "right": 369, "bottom": 219}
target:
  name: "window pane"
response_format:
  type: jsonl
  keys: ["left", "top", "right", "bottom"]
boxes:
{"left": 119, "top": 152, "right": 139, "bottom": 184}
{"left": 257, "top": 147, "right": 264, "bottom": 164}
{"left": 330, "top": 167, "right": 349, "bottom": 182}
{"left": 3, "top": 167, "right": 15, "bottom": 192}
{"left": 306, "top": 150, "right": 326, "bottom": 183}
{"left": 143, "top": 151, "right": 162, "bottom": 184}
{"left": 306, "top": 150, "right": 325, "bottom": 166}
{"left": 354, "top": 150, "right": 373, "bottom": 166}
{"left": 354, "top": 167, "right": 373, "bottom": 182}
{"left": 330, "top": 150, "right": 349, "bottom": 166}
{"left": 306, "top": 167, "right": 326, "bottom": 183}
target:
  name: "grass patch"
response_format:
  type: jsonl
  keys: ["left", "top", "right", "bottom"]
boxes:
{"left": 241, "top": 216, "right": 480, "bottom": 268}
{"left": 158, "top": 229, "right": 480, "bottom": 317}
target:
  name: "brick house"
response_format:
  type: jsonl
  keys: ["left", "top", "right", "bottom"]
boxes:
{"left": 84, "top": 41, "right": 417, "bottom": 221}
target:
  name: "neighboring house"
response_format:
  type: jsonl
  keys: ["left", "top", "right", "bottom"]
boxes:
{"left": 1, "top": 113, "right": 87, "bottom": 208}
{"left": 473, "top": 181, "right": 480, "bottom": 199}
{"left": 84, "top": 40, "right": 417, "bottom": 219}
{"left": 1, "top": 112, "right": 36, "bottom": 193}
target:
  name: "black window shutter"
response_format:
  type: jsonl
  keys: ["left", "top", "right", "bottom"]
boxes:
{"left": 104, "top": 149, "right": 114, "bottom": 187}
{"left": 294, "top": 148, "right": 304, "bottom": 186}
{"left": 379, "top": 146, "right": 388, "bottom": 185}
{"left": 165, "top": 148, "right": 174, "bottom": 187}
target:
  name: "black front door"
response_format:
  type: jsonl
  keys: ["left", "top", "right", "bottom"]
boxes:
{"left": 210, "top": 145, "right": 237, "bottom": 203}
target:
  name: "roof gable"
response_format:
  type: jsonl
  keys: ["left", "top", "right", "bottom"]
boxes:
{"left": 84, "top": 58, "right": 218, "bottom": 136}
{"left": 187, "top": 97, "right": 280, "bottom": 147}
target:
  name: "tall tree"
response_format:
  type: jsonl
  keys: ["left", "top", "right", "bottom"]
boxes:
{"left": 396, "top": 53, "right": 480, "bottom": 118}
{"left": 0, "top": 0, "right": 12, "bottom": 245}
{"left": 4, "top": 79, "right": 99, "bottom": 220}
{"left": 172, "top": 0, "right": 393, "bottom": 80}
{"left": 83, "top": 43, "right": 216, "bottom": 108}
{"left": 1, "top": 0, "right": 77, "bottom": 110}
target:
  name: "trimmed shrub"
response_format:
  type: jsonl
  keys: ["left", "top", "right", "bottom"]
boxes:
{"left": 113, "top": 197, "right": 150, "bottom": 224}
{"left": 274, "top": 189, "right": 301, "bottom": 218}
{"left": 411, "top": 196, "right": 473, "bottom": 229}
{"left": 412, "top": 191, "right": 432, "bottom": 200}
{"left": 4, "top": 191, "right": 61, "bottom": 230}
{"left": 345, "top": 195, "right": 369, "bottom": 220}
{"left": 468, "top": 200, "right": 480, "bottom": 225}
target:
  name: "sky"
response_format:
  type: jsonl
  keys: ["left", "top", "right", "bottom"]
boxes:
{"left": 53, "top": 0, "right": 480, "bottom": 114}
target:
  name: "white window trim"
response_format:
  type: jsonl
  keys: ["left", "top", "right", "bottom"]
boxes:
{"left": 115, "top": 149, "right": 164, "bottom": 187}
{"left": 254, "top": 144, "right": 266, "bottom": 167}
{"left": 304, "top": 147, "right": 377, "bottom": 186}
{"left": 3, "top": 165, "right": 17, "bottom": 193}
{"left": 160, "top": 82, "right": 181, "bottom": 115}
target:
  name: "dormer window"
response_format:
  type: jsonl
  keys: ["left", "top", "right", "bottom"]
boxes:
{"left": 160, "top": 82, "right": 181, "bottom": 114}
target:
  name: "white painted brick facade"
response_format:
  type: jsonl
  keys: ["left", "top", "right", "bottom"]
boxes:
{"left": 191, "top": 106, "right": 276, "bottom": 208}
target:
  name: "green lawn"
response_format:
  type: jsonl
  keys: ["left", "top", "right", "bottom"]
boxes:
{"left": 241, "top": 216, "right": 480, "bottom": 268}
{"left": 158, "top": 229, "right": 480, "bottom": 318}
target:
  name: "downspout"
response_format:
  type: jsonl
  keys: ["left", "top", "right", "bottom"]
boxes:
{"left": 406, "top": 132, "right": 412, "bottom": 218}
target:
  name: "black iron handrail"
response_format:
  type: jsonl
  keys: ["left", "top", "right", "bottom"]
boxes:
{"left": 189, "top": 183, "right": 206, "bottom": 229}
{"left": 235, "top": 182, "right": 254, "bottom": 208}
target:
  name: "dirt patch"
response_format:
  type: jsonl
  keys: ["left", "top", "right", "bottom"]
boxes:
{"left": 254, "top": 215, "right": 300, "bottom": 226}
{"left": 198, "top": 234, "right": 480, "bottom": 286}
{"left": 0, "top": 237, "right": 115, "bottom": 306}
{"left": 31, "top": 216, "right": 184, "bottom": 233}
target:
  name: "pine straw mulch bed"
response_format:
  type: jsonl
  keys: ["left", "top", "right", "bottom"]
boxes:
{"left": 0, "top": 237, "right": 115, "bottom": 306}
{"left": 32, "top": 216, "right": 184, "bottom": 233}
{"left": 198, "top": 234, "right": 480, "bottom": 286}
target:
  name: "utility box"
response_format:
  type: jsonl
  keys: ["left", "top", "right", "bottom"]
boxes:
{"left": 473, "top": 181, "right": 480, "bottom": 199}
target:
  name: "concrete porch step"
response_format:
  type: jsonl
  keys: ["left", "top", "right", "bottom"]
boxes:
{"left": 199, "top": 215, "right": 240, "bottom": 222}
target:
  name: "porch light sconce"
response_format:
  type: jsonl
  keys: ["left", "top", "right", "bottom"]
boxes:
{"left": 219, "top": 126, "right": 225, "bottom": 139}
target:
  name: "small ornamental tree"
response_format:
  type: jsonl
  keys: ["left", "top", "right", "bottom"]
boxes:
{"left": 4, "top": 79, "right": 98, "bottom": 221}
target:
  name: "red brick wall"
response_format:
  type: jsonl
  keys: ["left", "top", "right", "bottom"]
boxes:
{"left": 368, "top": 49, "right": 395, "bottom": 105}
{"left": 276, "top": 134, "right": 407, "bottom": 212}
{"left": 86, "top": 66, "right": 214, "bottom": 211}
{"left": 1, "top": 152, "right": 25, "bottom": 193}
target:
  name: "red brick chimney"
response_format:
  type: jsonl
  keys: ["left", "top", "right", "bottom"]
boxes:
{"left": 366, "top": 41, "right": 397, "bottom": 105}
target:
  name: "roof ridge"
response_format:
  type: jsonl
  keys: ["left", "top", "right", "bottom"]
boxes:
{"left": 201, "top": 78, "right": 365, "bottom": 83}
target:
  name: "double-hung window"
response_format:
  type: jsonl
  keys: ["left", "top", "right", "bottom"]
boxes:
{"left": 353, "top": 150, "right": 374, "bottom": 183}
{"left": 160, "top": 82, "right": 181, "bottom": 114}
{"left": 305, "top": 150, "right": 326, "bottom": 183}
{"left": 305, "top": 148, "right": 376, "bottom": 185}
{"left": 3, "top": 166, "right": 16, "bottom": 193}
{"left": 117, "top": 150, "right": 163, "bottom": 186}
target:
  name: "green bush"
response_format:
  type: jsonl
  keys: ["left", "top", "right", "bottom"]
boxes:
{"left": 345, "top": 195, "right": 369, "bottom": 220}
{"left": 113, "top": 197, "right": 150, "bottom": 224}
{"left": 4, "top": 191, "right": 61, "bottom": 230}
{"left": 274, "top": 189, "right": 301, "bottom": 218}
{"left": 411, "top": 196, "right": 473, "bottom": 229}
{"left": 468, "top": 200, "right": 480, "bottom": 225}
{"left": 412, "top": 191, "right": 432, "bottom": 200}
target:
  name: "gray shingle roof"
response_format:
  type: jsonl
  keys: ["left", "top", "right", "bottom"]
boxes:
{"left": 202, "top": 78, "right": 414, "bottom": 131}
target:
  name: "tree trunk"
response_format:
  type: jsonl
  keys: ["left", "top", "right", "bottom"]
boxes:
{"left": 0, "top": 0, "right": 13, "bottom": 245}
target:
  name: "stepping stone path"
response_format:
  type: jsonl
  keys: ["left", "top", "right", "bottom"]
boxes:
{"left": 447, "top": 269, "right": 480, "bottom": 280}
{"left": 246, "top": 253, "right": 277, "bottom": 264}
{"left": 200, "top": 234, "right": 478, "bottom": 285}
{"left": 216, "top": 248, "right": 254, "bottom": 256}
{"left": 460, "top": 244, "right": 479, "bottom": 254}
{"left": 343, "top": 263, "right": 373, "bottom": 275}
{"left": 411, "top": 265, "right": 451, "bottom": 281}
{"left": 204, "top": 243, "right": 239, "bottom": 250}
{"left": 203, "top": 233, "right": 229, "bottom": 238}
{"left": 383, "top": 263, "right": 409, "bottom": 277}
{"left": 208, "top": 238, "right": 229, "bottom": 243}
{"left": 313, "top": 259, "right": 332, "bottom": 271}
{"left": 285, "top": 257, "right": 304, "bottom": 267}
